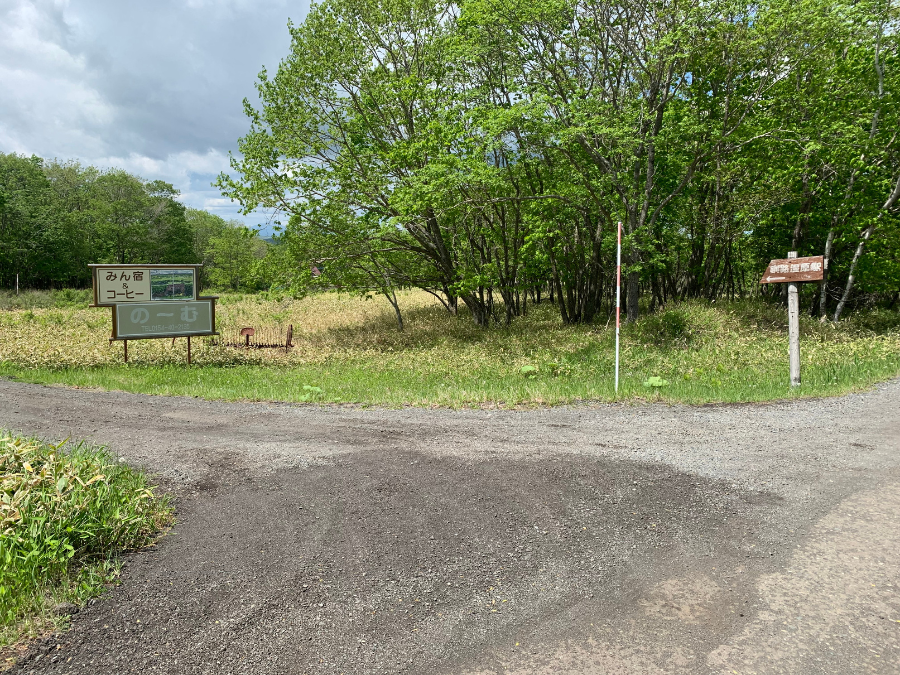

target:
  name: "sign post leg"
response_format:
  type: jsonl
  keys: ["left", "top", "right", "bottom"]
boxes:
{"left": 124, "top": 339, "right": 128, "bottom": 364}
{"left": 615, "top": 221, "right": 622, "bottom": 394}
{"left": 787, "top": 252, "right": 800, "bottom": 387}
{"left": 187, "top": 335, "right": 192, "bottom": 366}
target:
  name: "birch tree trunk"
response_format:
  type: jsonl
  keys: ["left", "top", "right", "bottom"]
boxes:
{"left": 832, "top": 18, "right": 896, "bottom": 322}
{"left": 818, "top": 227, "right": 834, "bottom": 320}
{"left": 833, "top": 174, "right": 900, "bottom": 321}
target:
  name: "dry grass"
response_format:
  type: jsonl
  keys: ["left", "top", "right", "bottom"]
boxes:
{"left": 1, "top": 290, "right": 899, "bottom": 406}
{"left": 0, "top": 290, "right": 597, "bottom": 370}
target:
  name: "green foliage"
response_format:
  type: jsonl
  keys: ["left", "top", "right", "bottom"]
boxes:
{"left": 0, "top": 289, "right": 91, "bottom": 310}
{"left": 0, "top": 156, "right": 274, "bottom": 294}
{"left": 848, "top": 307, "right": 900, "bottom": 333}
{"left": 205, "top": 223, "right": 267, "bottom": 291}
{"left": 50, "top": 289, "right": 92, "bottom": 308}
{"left": 5, "top": 0, "right": 900, "bottom": 323}
{"left": 0, "top": 432, "right": 172, "bottom": 646}
{"left": 635, "top": 309, "right": 693, "bottom": 348}
{"left": 298, "top": 384, "right": 324, "bottom": 401}
{"left": 218, "top": 0, "right": 900, "bottom": 326}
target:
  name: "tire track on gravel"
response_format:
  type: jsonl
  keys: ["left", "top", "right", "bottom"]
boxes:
{"left": 1, "top": 378, "right": 898, "bottom": 674}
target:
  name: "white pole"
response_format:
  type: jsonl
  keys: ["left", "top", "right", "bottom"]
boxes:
{"left": 787, "top": 251, "right": 801, "bottom": 387}
{"left": 615, "top": 221, "right": 622, "bottom": 394}
{"left": 16, "top": 273, "right": 19, "bottom": 295}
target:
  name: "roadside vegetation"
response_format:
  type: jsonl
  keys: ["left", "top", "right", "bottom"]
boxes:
{"left": 0, "top": 432, "right": 172, "bottom": 652}
{"left": 217, "top": 0, "right": 900, "bottom": 329}
{"left": 1, "top": 290, "right": 898, "bottom": 407}
{"left": 3, "top": 2, "right": 899, "bottom": 330}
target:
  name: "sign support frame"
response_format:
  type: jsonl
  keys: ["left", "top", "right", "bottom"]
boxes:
{"left": 615, "top": 221, "right": 622, "bottom": 394}
{"left": 786, "top": 252, "right": 801, "bottom": 387}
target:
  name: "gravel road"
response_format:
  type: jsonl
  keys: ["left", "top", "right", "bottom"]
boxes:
{"left": 2, "top": 378, "right": 899, "bottom": 675}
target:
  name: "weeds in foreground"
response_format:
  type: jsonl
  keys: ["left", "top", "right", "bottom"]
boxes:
{"left": 0, "top": 432, "right": 172, "bottom": 650}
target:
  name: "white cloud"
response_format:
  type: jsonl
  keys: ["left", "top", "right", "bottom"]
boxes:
{"left": 0, "top": 0, "right": 116, "bottom": 157}
{"left": 200, "top": 197, "right": 241, "bottom": 207}
{"left": 91, "top": 149, "right": 231, "bottom": 186}
{"left": 0, "top": 0, "right": 306, "bottom": 231}
{"left": 183, "top": 0, "right": 278, "bottom": 12}
{"left": 1, "top": 1, "right": 78, "bottom": 72}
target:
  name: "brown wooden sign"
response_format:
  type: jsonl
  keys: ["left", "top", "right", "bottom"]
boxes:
{"left": 759, "top": 255, "right": 825, "bottom": 284}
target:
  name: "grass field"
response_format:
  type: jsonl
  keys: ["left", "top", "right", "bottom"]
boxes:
{"left": 0, "top": 432, "right": 172, "bottom": 652}
{"left": 1, "top": 289, "right": 899, "bottom": 406}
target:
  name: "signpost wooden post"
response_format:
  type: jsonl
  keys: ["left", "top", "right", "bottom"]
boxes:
{"left": 759, "top": 253, "right": 825, "bottom": 387}
{"left": 615, "top": 221, "right": 622, "bottom": 394}
{"left": 786, "top": 253, "right": 801, "bottom": 386}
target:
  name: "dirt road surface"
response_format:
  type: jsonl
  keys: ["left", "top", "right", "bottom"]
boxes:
{"left": 2, "top": 378, "right": 899, "bottom": 675}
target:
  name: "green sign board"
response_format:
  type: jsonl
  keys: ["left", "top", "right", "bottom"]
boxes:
{"left": 113, "top": 300, "right": 215, "bottom": 340}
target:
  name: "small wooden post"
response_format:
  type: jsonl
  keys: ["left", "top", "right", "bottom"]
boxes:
{"left": 123, "top": 339, "right": 128, "bottom": 364}
{"left": 787, "top": 251, "right": 800, "bottom": 387}
{"left": 187, "top": 335, "right": 192, "bottom": 365}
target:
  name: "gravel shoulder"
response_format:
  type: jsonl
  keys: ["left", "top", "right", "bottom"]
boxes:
{"left": 2, "top": 378, "right": 899, "bottom": 674}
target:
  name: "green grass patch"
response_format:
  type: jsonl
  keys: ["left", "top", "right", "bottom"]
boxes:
{"left": 0, "top": 289, "right": 91, "bottom": 311}
{"left": 1, "top": 292, "right": 899, "bottom": 406}
{"left": 0, "top": 432, "right": 172, "bottom": 651}
{"left": 0, "top": 293, "right": 900, "bottom": 407}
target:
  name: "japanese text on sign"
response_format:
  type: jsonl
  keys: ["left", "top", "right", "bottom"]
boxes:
{"left": 97, "top": 268, "right": 151, "bottom": 303}
{"left": 759, "top": 255, "right": 825, "bottom": 284}
{"left": 114, "top": 300, "right": 214, "bottom": 339}
{"left": 768, "top": 261, "right": 822, "bottom": 274}
{"left": 92, "top": 266, "right": 197, "bottom": 305}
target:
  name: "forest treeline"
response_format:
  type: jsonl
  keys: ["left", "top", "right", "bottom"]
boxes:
{"left": 0, "top": 154, "right": 275, "bottom": 292}
{"left": 219, "top": 0, "right": 900, "bottom": 327}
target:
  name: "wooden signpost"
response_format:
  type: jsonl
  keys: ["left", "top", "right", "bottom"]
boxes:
{"left": 615, "top": 221, "right": 622, "bottom": 393}
{"left": 759, "top": 252, "right": 825, "bottom": 387}
{"left": 89, "top": 264, "right": 218, "bottom": 364}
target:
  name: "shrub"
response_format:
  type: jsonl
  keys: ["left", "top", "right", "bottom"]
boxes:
{"left": 851, "top": 307, "right": 900, "bottom": 334}
{"left": 634, "top": 307, "right": 693, "bottom": 348}
{"left": 0, "top": 432, "right": 172, "bottom": 644}
{"left": 51, "top": 289, "right": 91, "bottom": 308}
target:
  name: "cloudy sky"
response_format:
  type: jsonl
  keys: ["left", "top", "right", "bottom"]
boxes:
{"left": 0, "top": 0, "right": 311, "bottom": 231}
